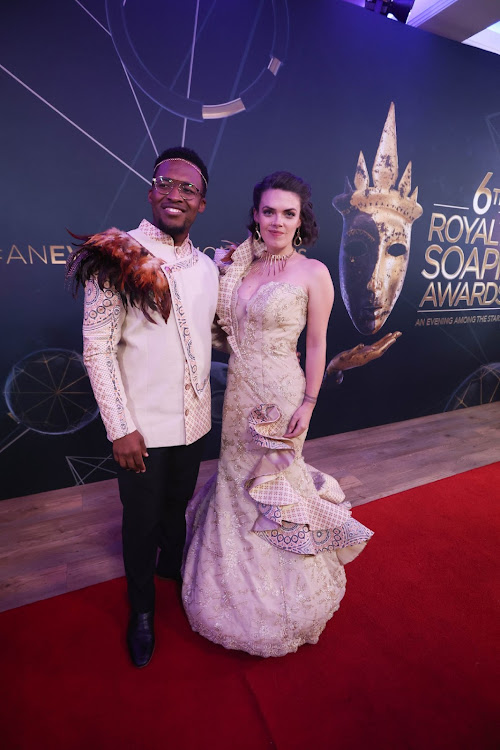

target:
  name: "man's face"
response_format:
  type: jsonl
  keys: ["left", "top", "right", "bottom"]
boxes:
{"left": 148, "top": 160, "right": 206, "bottom": 244}
{"left": 339, "top": 209, "right": 411, "bottom": 335}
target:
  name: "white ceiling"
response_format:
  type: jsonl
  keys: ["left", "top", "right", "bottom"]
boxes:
{"left": 341, "top": 0, "right": 500, "bottom": 55}
{"left": 462, "top": 21, "right": 500, "bottom": 55}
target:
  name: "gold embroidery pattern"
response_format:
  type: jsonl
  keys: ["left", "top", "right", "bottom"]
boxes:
{"left": 164, "top": 259, "right": 211, "bottom": 398}
{"left": 184, "top": 361, "right": 212, "bottom": 444}
{"left": 138, "top": 219, "right": 192, "bottom": 256}
{"left": 83, "top": 279, "right": 130, "bottom": 439}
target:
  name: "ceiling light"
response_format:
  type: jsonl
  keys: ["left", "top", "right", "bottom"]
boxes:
{"left": 364, "top": 1, "right": 416, "bottom": 24}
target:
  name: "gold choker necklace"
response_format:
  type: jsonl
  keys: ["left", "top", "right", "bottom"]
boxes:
{"left": 258, "top": 248, "right": 295, "bottom": 276}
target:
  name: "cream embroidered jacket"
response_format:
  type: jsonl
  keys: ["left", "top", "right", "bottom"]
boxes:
{"left": 82, "top": 220, "right": 219, "bottom": 447}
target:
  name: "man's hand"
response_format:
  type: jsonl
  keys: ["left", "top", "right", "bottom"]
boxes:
{"left": 113, "top": 430, "right": 149, "bottom": 473}
{"left": 326, "top": 332, "right": 402, "bottom": 383}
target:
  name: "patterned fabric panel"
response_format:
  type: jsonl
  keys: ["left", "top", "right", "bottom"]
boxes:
{"left": 184, "top": 361, "right": 212, "bottom": 444}
{"left": 256, "top": 517, "right": 373, "bottom": 555}
{"left": 137, "top": 219, "right": 192, "bottom": 256}
{"left": 82, "top": 278, "right": 134, "bottom": 441}
{"left": 252, "top": 473, "right": 351, "bottom": 529}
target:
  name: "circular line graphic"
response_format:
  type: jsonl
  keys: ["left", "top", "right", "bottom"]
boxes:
{"left": 106, "top": 0, "right": 289, "bottom": 121}
{"left": 444, "top": 363, "right": 500, "bottom": 411}
{"left": 4, "top": 349, "right": 99, "bottom": 435}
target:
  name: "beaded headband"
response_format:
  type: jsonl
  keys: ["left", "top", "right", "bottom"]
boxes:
{"left": 154, "top": 157, "right": 208, "bottom": 189}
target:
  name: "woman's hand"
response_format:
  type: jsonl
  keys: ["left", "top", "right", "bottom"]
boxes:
{"left": 213, "top": 241, "right": 238, "bottom": 274}
{"left": 284, "top": 402, "right": 315, "bottom": 439}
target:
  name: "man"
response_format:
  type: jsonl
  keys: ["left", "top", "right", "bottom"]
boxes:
{"left": 68, "top": 147, "right": 218, "bottom": 667}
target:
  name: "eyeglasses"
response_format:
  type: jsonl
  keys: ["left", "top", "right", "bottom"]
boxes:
{"left": 151, "top": 176, "right": 202, "bottom": 198}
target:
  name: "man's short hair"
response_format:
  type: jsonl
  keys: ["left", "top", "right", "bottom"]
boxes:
{"left": 153, "top": 147, "right": 209, "bottom": 194}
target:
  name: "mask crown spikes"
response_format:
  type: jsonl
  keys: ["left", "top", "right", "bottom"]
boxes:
{"left": 398, "top": 161, "right": 412, "bottom": 198}
{"left": 410, "top": 187, "right": 423, "bottom": 220}
{"left": 372, "top": 102, "right": 398, "bottom": 190}
{"left": 354, "top": 152, "right": 369, "bottom": 191}
{"left": 332, "top": 102, "right": 423, "bottom": 224}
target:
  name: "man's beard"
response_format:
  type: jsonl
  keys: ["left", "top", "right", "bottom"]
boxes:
{"left": 157, "top": 217, "right": 186, "bottom": 238}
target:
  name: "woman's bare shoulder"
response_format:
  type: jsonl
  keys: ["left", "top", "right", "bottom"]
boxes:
{"left": 297, "top": 254, "right": 331, "bottom": 278}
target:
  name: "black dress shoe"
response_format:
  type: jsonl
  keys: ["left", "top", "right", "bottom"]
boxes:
{"left": 127, "top": 611, "right": 155, "bottom": 668}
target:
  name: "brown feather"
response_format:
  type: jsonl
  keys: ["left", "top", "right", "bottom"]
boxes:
{"left": 65, "top": 228, "right": 172, "bottom": 324}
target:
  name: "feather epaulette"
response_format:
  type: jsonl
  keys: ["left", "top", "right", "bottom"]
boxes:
{"left": 65, "top": 228, "right": 171, "bottom": 324}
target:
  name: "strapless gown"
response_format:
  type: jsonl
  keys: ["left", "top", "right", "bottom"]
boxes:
{"left": 182, "top": 238, "right": 373, "bottom": 657}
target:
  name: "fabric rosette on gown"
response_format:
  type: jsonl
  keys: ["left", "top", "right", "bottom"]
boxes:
{"left": 247, "top": 402, "right": 372, "bottom": 563}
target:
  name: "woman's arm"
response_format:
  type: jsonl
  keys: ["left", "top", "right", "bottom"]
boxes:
{"left": 284, "top": 261, "right": 334, "bottom": 438}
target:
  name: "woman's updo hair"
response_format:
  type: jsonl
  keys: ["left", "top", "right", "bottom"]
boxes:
{"left": 247, "top": 171, "right": 319, "bottom": 247}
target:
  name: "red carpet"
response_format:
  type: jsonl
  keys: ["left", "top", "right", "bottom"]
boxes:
{"left": 1, "top": 463, "right": 499, "bottom": 750}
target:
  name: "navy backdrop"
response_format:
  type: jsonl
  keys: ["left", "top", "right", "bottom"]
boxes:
{"left": 1, "top": 0, "right": 499, "bottom": 500}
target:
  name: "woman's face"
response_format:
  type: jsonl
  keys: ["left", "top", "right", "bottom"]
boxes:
{"left": 339, "top": 209, "right": 411, "bottom": 335}
{"left": 254, "top": 189, "right": 301, "bottom": 254}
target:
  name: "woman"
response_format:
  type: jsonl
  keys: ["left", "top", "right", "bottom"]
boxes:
{"left": 182, "top": 171, "right": 373, "bottom": 657}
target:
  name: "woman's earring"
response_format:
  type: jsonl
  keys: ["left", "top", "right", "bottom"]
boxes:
{"left": 294, "top": 229, "right": 302, "bottom": 247}
{"left": 254, "top": 224, "right": 262, "bottom": 242}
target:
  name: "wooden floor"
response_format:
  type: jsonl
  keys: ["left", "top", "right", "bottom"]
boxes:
{"left": 1, "top": 402, "right": 499, "bottom": 614}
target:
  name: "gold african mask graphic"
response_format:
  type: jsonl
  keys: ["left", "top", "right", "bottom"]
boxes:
{"left": 333, "top": 102, "right": 423, "bottom": 335}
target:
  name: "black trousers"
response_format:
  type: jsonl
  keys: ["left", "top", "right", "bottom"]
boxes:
{"left": 117, "top": 437, "right": 205, "bottom": 613}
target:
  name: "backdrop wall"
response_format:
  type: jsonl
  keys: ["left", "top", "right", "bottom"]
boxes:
{"left": 1, "top": 0, "right": 499, "bottom": 500}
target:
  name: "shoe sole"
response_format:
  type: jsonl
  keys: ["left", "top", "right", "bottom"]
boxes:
{"left": 132, "top": 640, "right": 155, "bottom": 669}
